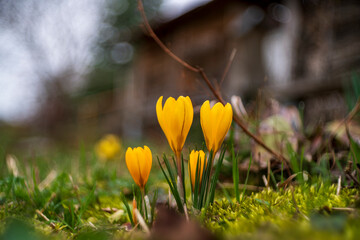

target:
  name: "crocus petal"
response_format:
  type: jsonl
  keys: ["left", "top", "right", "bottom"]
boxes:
{"left": 134, "top": 147, "right": 145, "bottom": 187}
{"left": 200, "top": 101, "right": 233, "bottom": 154}
{"left": 142, "top": 145, "right": 152, "bottom": 185}
{"left": 211, "top": 103, "right": 225, "bottom": 152}
{"left": 189, "top": 150, "right": 197, "bottom": 188}
{"left": 182, "top": 96, "right": 194, "bottom": 147}
{"left": 170, "top": 98, "right": 185, "bottom": 152}
{"left": 189, "top": 150, "right": 207, "bottom": 190}
{"left": 216, "top": 103, "right": 233, "bottom": 146}
{"left": 156, "top": 96, "right": 193, "bottom": 155}
{"left": 156, "top": 97, "right": 169, "bottom": 141}
{"left": 200, "top": 101, "right": 212, "bottom": 151}
{"left": 125, "top": 147, "right": 141, "bottom": 187}
{"left": 125, "top": 146, "right": 152, "bottom": 189}
{"left": 156, "top": 96, "right": 165, "bottom": 130}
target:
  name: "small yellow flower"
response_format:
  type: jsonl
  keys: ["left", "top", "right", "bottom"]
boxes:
{"left": 156, "top": 96, "right": 193, "bottom": 156}
{"left": 200, "top": 101, "right": 233, "bottom": 154}
{"left": 125, "top": 146, "right": 152, "bottom": 189}
{"left": 188, "top": 150, "right": 207, "bottom": 190}
{"left": 95, "top": 134, "right": 121, "bottom": 161}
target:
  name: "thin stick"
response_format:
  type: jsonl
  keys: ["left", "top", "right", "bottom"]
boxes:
{"left": 137, "top": 0, "right": 288, "bottom": 165}
{"left": 332, "top": 207, "right": 357, "bottom": 212}
{"left": 134, "top": 209, "right": 150, "bottom": 234}
{"left": 36, "top": 209, "right": 56, "bottom": 229}
{"left": 336, "top": 175, "right": 341, "bottom": 195}
{"left": 183, "top": 204, "right": 189, "bottom": 221}
{"left": 88, "top": 221, "right": 97, "bottom": 229}
{"left": 262, "top": 175, "right": 269, "bottom": 188}
{"left": 319, "top": 98, "right": 360, "bottom": 152}
{"left": 219, "top": 48, "right": 237, "bottom": 86}
{"left": 144, "top": 195, "right": 152, "bottom": 222}
{"left": 138, "top": 0, "right": 198, "bottom": 73}
{"left": 38, "top": 170, "right": 57, "bottom": 191}
{"left": 346, "top": 170, "right": 360, "bottom": 187}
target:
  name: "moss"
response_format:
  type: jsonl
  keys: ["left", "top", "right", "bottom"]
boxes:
{"left": 82, "top": 195, "right": 129, "bottom": 225}
{"left": 1, "top": 172, "right": 359, "bottom": 240}
{"left": 203, "top": 184, "right": 359, "bottom": 239}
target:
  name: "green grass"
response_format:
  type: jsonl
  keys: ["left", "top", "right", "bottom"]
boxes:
{"left": 1, "top": 135, "right": 360, "bottom": 240}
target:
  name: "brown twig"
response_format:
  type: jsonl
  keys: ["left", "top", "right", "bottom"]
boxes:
{"left": 277, "top": 173, "right": 298, "bottom": 189}
{"left": 137, "top": 0, "right": 288, "bottom": 164}
{"left": 219, "top": 48, "right": 237, "bottom": 86}
{"left": 346, "top": 98, "right": 360, "bottom": 122}
{"left": 36, "top": 209, "right": 56, "bottom": 229}
{"left": 346, "top": 170, "right": 360, "bottom": 187}
{"left": 320, "top": 98, "right": 360, "bottom": 151}
{"left": 138, "top": 0, "right": 198, "bottom": 73}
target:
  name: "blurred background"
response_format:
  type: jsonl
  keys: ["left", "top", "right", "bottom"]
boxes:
{"left": 0, "top": 0, "right": 359, "bottom": 152}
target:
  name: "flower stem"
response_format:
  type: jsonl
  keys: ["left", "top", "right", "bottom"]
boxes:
{"left": 209, "top": 153, "right": 216, "bottom": 181}
{"left": 140, "top": 187, "right": 147, "bottom": 222}
{"left": 175, "top": 152, "right": 184, "bottom": 202}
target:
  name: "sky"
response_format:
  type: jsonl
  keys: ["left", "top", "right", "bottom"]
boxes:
{"left": 160, "top": 0, "right": 211, "bottom": 19}
{"left": 0, "top": 0, "right": 105, "bottom": 124}
{"left": 0, "top": 0, "right": 211, "bottom": 124}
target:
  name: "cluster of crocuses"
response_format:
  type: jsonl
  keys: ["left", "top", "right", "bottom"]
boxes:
{"left": 124, "top": 96, "right": 232, "bottom": 220}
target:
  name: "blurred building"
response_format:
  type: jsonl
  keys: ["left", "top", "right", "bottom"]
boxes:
{"left": 119, "top": 0, "right": 360, "bottom": 138}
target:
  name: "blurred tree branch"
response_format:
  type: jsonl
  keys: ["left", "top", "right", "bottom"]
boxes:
{"left": 137, "top": 0, "right": 289, "bottom": 164}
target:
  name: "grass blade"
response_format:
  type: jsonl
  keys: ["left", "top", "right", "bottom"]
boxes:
{"left": 241, "top": 155, "right": 252, "bottom": 203}
{"left": 120, "top": 192, "right": 134, "bottom": 226}
{"left": 231, "top": 144, "right": 240, "bottom": 203}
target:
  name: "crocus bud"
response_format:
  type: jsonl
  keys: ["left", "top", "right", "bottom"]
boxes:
{"left": 156, "top": 96, "right": 193, "bottom": 157}
{"left": 125, "top": 146, "right": 152, "bottom": 189}
{"left": 188, "top": 150, "right": 207, "bottom": 190}
{"left": 200, "top": 101, "right": 233, "bottom": 154}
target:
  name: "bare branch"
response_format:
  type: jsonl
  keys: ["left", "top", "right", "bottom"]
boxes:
{"left": 137, "top": 0, "right": 288, "bottom": 163}
{"left": 220, "top": 48, "right": 237, "bottom": 86}
{"left": 138, "top": 0, "right": 199, "bottom": 72}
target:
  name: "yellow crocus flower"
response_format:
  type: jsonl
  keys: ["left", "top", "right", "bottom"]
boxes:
{"left": 188, "top": 150, "right": 207, "bottom": 190}
{"left": 156, "top": 96, "right": 193, "bottom": 157}
{"left": 125, "top": 146, "right": 152, "bottom": 189}
{"left": 200, "top": 101, "right": 233, "bottom": 154}
{"left": 95, "top": 134, "right": 121, "bottom": 161}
